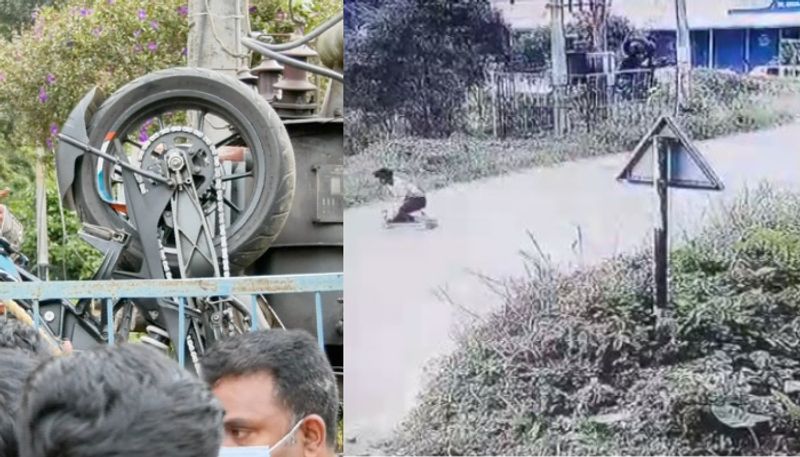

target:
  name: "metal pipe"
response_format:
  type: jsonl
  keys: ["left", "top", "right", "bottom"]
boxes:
{"left": 35, "top": 150, "right": 48, "bottom": 280}
{"left": 242, "top": 38, "right": 343, "bottom": 82}
{"left": 178, "top": 297, "right": 186, "bottom": 367}
{"left": 0, "top": 272, "right": 344, "bottom": 300}
{"left": 57, "top": 134, "right": 171, "bottom": 185}
{"left": 252, "top": 12, "right": 343, "bottom": 52}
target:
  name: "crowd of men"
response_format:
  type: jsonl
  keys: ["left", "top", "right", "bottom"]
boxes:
{"left": 0, "top": 315, "right": 340, "bottom": 457}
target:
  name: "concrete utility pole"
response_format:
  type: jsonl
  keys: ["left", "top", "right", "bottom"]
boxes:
{"left": 35, "top": 148, "right": 48, "bottom": 280}
{"left": 675, "top": 0, "right": 691, "bottom": 113}
{"left": 187, "top": 0, "right": 250, "bottom": 168}
{"left": 550, "top": 0, "right": 568, "bottom": 136}
{"left": 187, "top": 0, "right": 249, "bottom": 77}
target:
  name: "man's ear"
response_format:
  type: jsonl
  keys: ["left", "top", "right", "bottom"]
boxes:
{"left": 300, "top": 414, "right": 329, "bottom": 457}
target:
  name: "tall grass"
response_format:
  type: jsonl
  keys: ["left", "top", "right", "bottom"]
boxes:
{"left": 345, "top": 71, "right": 800, "bottom": 207}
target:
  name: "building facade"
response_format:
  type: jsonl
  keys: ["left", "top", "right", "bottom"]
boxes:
{"left": 492, "top": 0, "right": 800, "bottom": 73}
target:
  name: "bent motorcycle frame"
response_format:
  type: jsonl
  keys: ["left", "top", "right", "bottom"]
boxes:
{"left": 54, "top": 92, "right": 213, "bottom": 368}
{"left": 56, "top": 12, "right": 345, "bottom": 212}
{"left": 51, "top": 13, "right": 346, "bottom": 366}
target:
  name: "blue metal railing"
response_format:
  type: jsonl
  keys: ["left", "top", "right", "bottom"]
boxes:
{"left": 0, "top": 273, "right": 343, "bottom": 365}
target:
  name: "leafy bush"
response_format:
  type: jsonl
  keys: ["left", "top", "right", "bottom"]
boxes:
{"left": 346, "top": 0, "right": 510, "bottom": 137}
{"left": 0, "top": 0, "right": 340, "bottom": 146}
{"left": 0, "top": 0, "right": 53, "bottom": 39}
{"left": 0, "top": 143, "right": 99, "bottom": 279}
{"left": 387, "top": 186, "right": 800, "bottom": 455}
{"left": 250, "top": 0, "right": 340, "bottom": 42}
{"left": 511, "top": 15, "right": 637, "bottom": 71}
{"left": 0, "top": 0, "right": 189, "bottom": 148}
{"left": 0, "top": 0, "right": 188, "bottom": 279}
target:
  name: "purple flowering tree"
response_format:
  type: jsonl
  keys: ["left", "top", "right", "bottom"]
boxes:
{"left": 0, "top": 0, "right": 191, "bottom": 279}
{"left": 0, "top": 0, "right": 189, "bottom": 148}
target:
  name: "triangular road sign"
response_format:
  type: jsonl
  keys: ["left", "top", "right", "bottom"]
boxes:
{"left": 617, "top": 115, "right": 724, "bottom": 191}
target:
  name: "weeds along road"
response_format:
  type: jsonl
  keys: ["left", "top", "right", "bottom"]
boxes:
{"left": 344, "top": 121, "right": 800, "bottom": 454}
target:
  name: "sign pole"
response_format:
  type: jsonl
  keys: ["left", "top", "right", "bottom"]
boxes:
{"left": 619, "top": 116, "right": 723, "bottom": 319}
{"left": 550, "top": 0, "right": 568, "bottom": 137}
{"left": 653, "top": 136, "right": 669, "bottom": 317}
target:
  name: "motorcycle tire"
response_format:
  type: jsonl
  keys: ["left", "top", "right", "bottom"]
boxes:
{"left": 72, "top": 67, "right": 296, "bottom": 273}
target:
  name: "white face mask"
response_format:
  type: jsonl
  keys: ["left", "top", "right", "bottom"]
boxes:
{"left": 218, "top": 419, "right": 304, "bottom": 457}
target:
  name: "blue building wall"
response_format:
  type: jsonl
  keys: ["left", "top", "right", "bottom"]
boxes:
{"left": 649, "top": 26, "right": 797, "bottom": 73}
{"left": 714, "top": 29, "right": 747, "bottom": 72}
{"left": 691, "top": 30, "right": 710, "bottom": 68}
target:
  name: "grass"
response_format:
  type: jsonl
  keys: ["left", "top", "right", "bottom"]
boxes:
{"left": 383, "top": 185, "right": 800, "bottom": 455}
{"left": 338, "top": 417, "right": 344, "bottom": 454}
{"left": 345, "top": 71, "right": 800, "bottom": 207}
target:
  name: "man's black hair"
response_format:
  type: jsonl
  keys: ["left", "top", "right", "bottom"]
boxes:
{"left": 201, "top": 329, "right": 339, "bottom": 447}
{"left": 17, "top": 343, "right": 223, "bottom": 457}
{"left": 373, "top": 167, "right": 393, "bottom": 180}
{"left": 0, "top": 315, "right": 50, "bottom": 356}
{"left": 0, "top": 349, "right": 39, "bottom": 457}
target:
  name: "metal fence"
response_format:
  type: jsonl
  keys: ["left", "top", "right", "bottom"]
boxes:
{"left": 0, "top": 272, "right": 343, "bottom": 366}
{"left": 487, "top": 68, "right": 673, "bottom": 138}
{"left": 489, "top": 70, "right": 554, "bottom": 137}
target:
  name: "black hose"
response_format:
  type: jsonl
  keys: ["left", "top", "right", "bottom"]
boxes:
{"left": 253, "top": 12, "right": 343, "bottom": 52}
{"left": 242, "top": 38, "right": 344, "bottom": 82}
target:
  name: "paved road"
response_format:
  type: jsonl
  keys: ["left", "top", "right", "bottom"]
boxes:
{"left": 344, "top": 122, "right": 800, "bottom": 454}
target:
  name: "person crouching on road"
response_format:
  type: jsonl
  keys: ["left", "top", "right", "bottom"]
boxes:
{"left": 373, "top": 168, "right": 426, "bottom": 223}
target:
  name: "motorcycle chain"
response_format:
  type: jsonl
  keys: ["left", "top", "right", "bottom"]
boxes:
{"left": 139, "top": 126, "right": 233, "bottom": 370}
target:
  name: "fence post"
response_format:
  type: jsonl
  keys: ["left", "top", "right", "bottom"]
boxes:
{"left": 178, "top": 297, "right": 186, "bottom": 368}
{"left": 315, "top": 292, "right": 324, "bottom": 351}
{"left": 106, "top": 298, "right": 114, "bottom": 345}
{"left": 491, "top": 69, "right": 498, "bottom": 138}
{"left": 250, "top": 294, "right": 259, "bottom": 331}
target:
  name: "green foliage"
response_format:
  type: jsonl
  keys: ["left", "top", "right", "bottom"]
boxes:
{"left": 388, "top": 187, "right": 800, "bottom": 455}
{"left": 249, "top": 0, "right": 340, "bottom": 42}
{"left": 780, "top": 40, "right": 800, "bottom": 66}
{"left": 0, "top": 0, "right": 189, "bottom": 147}
{"left": 0, "top": 0, "right": 190, "bottom": 279}
{"left": 248, "top": 0, "right": 341, "bottom": 100}
{"left": 511, "top": 26, "right": 550, "bottom": 69}
{"left": 346, "top": 0, "right": 510, "bottom": 137}
{"left": 0, "top": 0, "right": 53, "bottom": 39}
{"left": 511, "top": 15, "right": 636, "bottom": 70}
{"left": 0, "top": 143, "right": 100, "bottom": 279}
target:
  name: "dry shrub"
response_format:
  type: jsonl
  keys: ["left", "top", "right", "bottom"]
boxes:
{"left": 386, "top": 185, "right": 800, "bottom": 456}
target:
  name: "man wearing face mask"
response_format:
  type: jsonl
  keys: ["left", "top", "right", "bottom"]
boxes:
{"left": 202, "top": 330, "right": 339, "bottom": 457}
